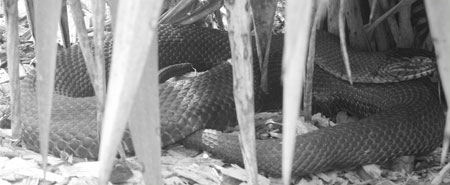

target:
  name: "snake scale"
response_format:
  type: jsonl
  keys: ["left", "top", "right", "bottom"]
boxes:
{"left": 20, "top": 24, "right": 445, "bottom": 177}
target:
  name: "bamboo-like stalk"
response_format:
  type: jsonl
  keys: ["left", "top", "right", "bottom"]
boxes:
{"left": 423, "top": 1, "right": 450, "bottom": 184}
{"left": 343, "top": 0, "right": 370, "bottom": 51}
{"left": 97, "top": 0, "right": 163, "bottom": 184}
{"left": 367, "top": 0, "right": 390, "bottom": 51}
{"left": 303, "top": 2, "right": 319, "bottom": 125}
{"left": 92, "top": 0, "right": 107, "bottom": 146}
{"left": 24, "top": 0, "right": 35, "bottom": 40}
{"left": 376, "top": 0, "right": 415, "bottom": 47}
{"left": 224, "top": 0, "right": 258, "bottom": 184}
{"left": 34, "top": 0, "right": 62, "bottom": 178}
{"left": 106, "top": 0, "right": 117, "bottom": 30}
{"left": 282, "top": 0, "right": 314, "bottom": 184}
{"left": 3, "top": 0, "right": 20, "bottom": 139}
{"left": 128, "top": 38, "right": 162, "bottom": 185}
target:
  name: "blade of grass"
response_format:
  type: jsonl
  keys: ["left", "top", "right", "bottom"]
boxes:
{"left": 60, "top": 0, "right": 70, "bottom": 48}
{"left": 177, "top": 0, "right": 223, "bottom": 25}
{"left": 338, "top": 0, "right": 353, "bottom": 84}
{"left": 159, "top": 0, "right": 223, "bottom": 25}
{"left": 250, "top": 0, "right": 277, "bottom": 94}
{"left": 159, "top": 0, "right": 197, "bottom": 24}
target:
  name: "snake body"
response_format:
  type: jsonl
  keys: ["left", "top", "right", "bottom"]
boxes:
{"left": 20, "top": 25, "right": 445, "bottom": 177}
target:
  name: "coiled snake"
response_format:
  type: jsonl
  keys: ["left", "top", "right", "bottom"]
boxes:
{"left": 20, "top": 25, "right": 445, "bottom": 177}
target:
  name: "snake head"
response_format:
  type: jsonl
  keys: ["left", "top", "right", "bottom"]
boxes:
{"left": 379, "top": 49, "right": 437, "bottom": 81}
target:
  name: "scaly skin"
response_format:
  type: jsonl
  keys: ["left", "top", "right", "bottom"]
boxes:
{"left": 20, "top": 24, "right": 444, "bottom": 177}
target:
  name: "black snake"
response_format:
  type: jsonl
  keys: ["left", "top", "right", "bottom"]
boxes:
{"left": 19, "top": 24, "right": 445, "bottom": 177}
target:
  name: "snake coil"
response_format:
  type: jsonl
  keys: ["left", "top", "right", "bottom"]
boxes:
{"left": 20, "top": 24, "right": 444, "bottom": 177}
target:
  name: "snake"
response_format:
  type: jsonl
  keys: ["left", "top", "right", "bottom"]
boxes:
{"left": 19, "top": 24, "right": 445, "bottom": 177}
